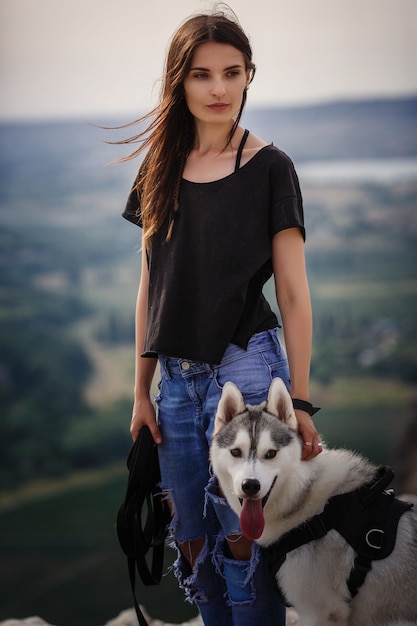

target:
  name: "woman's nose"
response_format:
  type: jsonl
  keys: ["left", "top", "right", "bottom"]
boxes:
{"left": 210, "top": 79, "right": 226, "bottom": 97}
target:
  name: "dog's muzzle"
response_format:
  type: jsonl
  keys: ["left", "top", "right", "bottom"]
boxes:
{"left": 239, "top": 476, "right": 277, "bottom": 508}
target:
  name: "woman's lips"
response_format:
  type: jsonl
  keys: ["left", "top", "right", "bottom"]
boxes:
{"left": 207, "top": 103, "right": 229, "bottom": 111}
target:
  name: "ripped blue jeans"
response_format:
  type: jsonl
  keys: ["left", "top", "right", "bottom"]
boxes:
{"left": 155, "top": 329, "right": 289, "bottom": 626}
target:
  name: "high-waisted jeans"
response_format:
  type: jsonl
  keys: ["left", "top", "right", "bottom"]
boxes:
{"left": 155, "top": 328, "right": 290, "bottom": 626}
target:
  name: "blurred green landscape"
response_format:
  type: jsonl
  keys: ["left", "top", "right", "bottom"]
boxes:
{"left": 0, "top": 98, "right": 416, "bottom": 624}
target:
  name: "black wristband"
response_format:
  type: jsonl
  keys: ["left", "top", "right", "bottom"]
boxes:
{"left": 292, "top": 398, "right": 321, "bottom": 416}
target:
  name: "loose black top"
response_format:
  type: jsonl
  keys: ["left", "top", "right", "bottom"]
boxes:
{"left": 123, "top": 143, "right": 305, "bottom": 364}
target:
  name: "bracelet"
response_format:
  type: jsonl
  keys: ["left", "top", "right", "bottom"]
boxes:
{"left": 292, "top": 398, "right": 321, "bottom": 416}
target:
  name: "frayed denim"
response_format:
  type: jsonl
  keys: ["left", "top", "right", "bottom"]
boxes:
{"left": 155, "top": 329, "right": 289, "bottom": 626}
{"left": 218, "top": 538, "right": 286, "bottom": 624}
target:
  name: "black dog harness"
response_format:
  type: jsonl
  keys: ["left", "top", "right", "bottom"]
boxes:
{"left": 269, "top": 466, "right": 413, "bottom": 605}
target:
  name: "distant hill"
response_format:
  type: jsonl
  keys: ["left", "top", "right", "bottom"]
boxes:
{"left": 242, "top": 96, "right": 417, "bottom": 161}
{"left": 1, "top": 96, "right": 416, "bottom": 170}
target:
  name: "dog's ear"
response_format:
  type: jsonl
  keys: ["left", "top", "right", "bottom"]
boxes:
{"left": 265, "top": 378, "right": 298, "bottom": 430}
{"left": 214, "top": 382, "right": 246, "bottom": 433}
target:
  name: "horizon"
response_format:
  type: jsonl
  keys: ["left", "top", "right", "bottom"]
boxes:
{"left": 1, "top": 93, "right": 416, "bottom": 126}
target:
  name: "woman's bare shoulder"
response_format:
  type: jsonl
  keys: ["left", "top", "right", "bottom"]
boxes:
{"left": 238, "top": 131, "right": 269, "bottom": 167}
{"left": 246, "top": 131, "right": 268, "bottom": 149}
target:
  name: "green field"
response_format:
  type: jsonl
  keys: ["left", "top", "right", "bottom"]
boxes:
{"left": 0, "top": 468, "right": 197, "bottom": 626}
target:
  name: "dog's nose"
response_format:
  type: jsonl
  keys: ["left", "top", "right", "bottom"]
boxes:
{"left": 242, "top": 478, "right": 261, "bottom": 497}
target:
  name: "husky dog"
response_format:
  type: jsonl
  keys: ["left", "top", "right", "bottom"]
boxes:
{"left": 210, "top": 378, "right": 417, "bottom": 626}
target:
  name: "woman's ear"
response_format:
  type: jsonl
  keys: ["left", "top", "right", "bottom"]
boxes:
{"left": 246, "top": 66, "right": 255, "bottom": 88}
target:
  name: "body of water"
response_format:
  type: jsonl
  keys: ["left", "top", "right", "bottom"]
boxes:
{"left": 298, "top": 157, "right": 417, "bottom": 184}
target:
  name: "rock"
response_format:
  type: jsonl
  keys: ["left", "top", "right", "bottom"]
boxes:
{"left": 104, "top": 607, "right": 300, "bottom": 626}
{"left": 0, "top": 616, "right": 54, "bottom": 626}
{"left": 104, "top": 608, "right": 142, "bottom": 626}
{"left": 286, "top": 608, "right": 300, "bottom": 625}
{"left": 105, "top": 608, "right": 141, "bottom": 626}
{"left": 147, "top": 614, "right": 203, "bottom": 626}
{"left": 0, "top": 607, "right": 300, "bottom": 625}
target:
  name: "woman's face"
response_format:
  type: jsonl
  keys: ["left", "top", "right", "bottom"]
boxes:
{"left": 183, "top": 42, "right": 250, "bottom": 125}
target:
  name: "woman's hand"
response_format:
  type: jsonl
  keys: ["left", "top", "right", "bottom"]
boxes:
{"left": 130, "top": 395, "right": 162, "bottom": 444}
{"left": 295, "top": 409, "right": 322, "bottom": 461}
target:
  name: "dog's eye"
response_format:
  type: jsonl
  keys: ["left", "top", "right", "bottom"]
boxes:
{"left": 264, "top": 449, "right": 277, "bottom": 460}
{"left": 230, "top": 448, "right": 242, "bottom": 458}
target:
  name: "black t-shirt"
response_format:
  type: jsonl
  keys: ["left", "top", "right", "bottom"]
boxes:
{"left": 123, "top": 144, "right": 305, "bottom": 364}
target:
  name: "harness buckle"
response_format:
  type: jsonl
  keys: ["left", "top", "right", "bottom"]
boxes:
{"left": 359, "top": 466, "right": 395, "bottom": 508}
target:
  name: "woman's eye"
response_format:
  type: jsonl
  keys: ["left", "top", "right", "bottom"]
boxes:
{"left": 230, "top": 448, "right": 242, "bottom": 458}
{"left": 264, "top": 450, "right": 277, "bottom": 460}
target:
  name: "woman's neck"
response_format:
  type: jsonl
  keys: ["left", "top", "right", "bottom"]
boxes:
{"left": 192, "top": 121, "right": 240, "bottom": 155}
{"left": 182, "top": 125, "right": 246, "bottom": 183}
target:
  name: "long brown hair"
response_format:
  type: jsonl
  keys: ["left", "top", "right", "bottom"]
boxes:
{"left": 119, "top": 9, "right": 255, "bottom": 249}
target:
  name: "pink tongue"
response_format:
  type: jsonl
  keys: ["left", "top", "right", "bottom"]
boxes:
{"left": 240, "top": 499, "right": 265, "bottom": 540}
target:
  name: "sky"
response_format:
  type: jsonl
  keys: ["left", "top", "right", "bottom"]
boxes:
{"left": 1, "top": 0, "right": 417, "bottom": 121}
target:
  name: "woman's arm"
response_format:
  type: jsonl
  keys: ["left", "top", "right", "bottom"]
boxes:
{"left": 272, "top": 227, "right": 321, "bottom": 460}
{"left": 130, "top": 243, "right": 161, "bottom": 443}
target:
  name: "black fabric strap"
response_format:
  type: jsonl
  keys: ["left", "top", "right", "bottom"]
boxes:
{"left": 117, "top": 426, "right": 170, "bottom": 626}
{"left": 234, "top": 129, "right": 250, "bottom": 172}
{"left": 268, "top": 466, "right": 413, "bottom": 601}
{"left": 269, "top": 467, "right": 396, "bottom": 567}
{"left": 346, "top": 554, "right": 373, "bottom": 598}
{"left": 128, "top": 556, "right": 150, "bottom": 626}
{"left": 292, "top": 398, "right": 320, "bottom": 416}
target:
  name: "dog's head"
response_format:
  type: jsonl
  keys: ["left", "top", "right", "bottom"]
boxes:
{"left": 210, "top": 378, "right": 301, "bottom": 541}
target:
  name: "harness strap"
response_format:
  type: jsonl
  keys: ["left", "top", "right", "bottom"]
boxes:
{"left": 268, "top": 466, "right": 413, "bottom": 603}
{"left": 270, "top": 466, "right": 395, "bottom": 562}
{"left": 346, "top": 554, "right": 373, "bottom": 598}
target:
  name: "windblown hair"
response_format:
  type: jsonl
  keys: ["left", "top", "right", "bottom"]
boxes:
{"left": 118, "top": 9, "right": 256, "bottom": 249}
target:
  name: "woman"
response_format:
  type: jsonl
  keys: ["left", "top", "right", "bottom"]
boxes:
{"left": 121, "top": 9, "right": 321, "bottom": 626}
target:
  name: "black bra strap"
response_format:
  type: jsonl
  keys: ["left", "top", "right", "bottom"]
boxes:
{"left": 234, "top": 129, "right": 250, "bottom": 172}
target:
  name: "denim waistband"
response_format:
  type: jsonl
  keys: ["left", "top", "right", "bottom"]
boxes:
{"left": 159, "top": 328, "right": 280, "bottom": 379}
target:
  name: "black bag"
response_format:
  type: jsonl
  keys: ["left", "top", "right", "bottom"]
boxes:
{"left": 117, "top": 426, "right": 171, "bottom": 626}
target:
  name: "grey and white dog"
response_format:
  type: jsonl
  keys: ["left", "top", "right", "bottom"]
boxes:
{"left": 210, "top": 377, "right": 417, "bottom": 626}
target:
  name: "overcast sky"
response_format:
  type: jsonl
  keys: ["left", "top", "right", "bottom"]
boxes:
{"left": 1, "top": 0, "right": 417, "bottom": 121}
